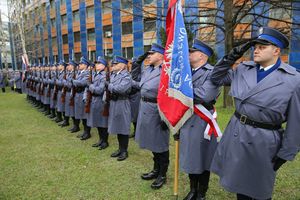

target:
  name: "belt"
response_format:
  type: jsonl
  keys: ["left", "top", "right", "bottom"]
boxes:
{"left": 76, "top": 87, "right": 85, "bottom": 93}
{"left": 66, "top": 88, "right": 72, "bottom": 92}
{"left": 234, "top": 111, "right": 281, "bottom": 130}
{"left": 111, "top": 94, "right": 129, "bottom": 101}
{"left": 194, "top": 99, "right": 214, "bottom": 110}
{"left": 92, "top": 93, "right": 101, "bottom": 97}
{"left": 141, "top": 96, "right": 157, "bottom": 103}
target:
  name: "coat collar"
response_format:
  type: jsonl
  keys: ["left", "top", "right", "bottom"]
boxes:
{"left": 241, "top": 61, "right": 296, "bottom": 100}
{"left": 192, "top": 63, "right": 213, "bottom": 82}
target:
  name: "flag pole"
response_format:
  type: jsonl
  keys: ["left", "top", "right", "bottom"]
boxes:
{"left": 173, "top": 133, "right": 180, "bottom": 199}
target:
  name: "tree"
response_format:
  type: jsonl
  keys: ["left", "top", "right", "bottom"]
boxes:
{"left": 8, "top": 0, "right": 28, "bottom": 67}
{"left": 120, "top": 0, "right": 300, "bottom": 107}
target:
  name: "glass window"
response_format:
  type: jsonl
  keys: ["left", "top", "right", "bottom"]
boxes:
{"left": 73, "top": 10, "right": 80, "bottom": 22}
{"left": 269, "top": 3, "right": 291, "bottom": 20}
{"left": 121, "top": 0, "right": 131, "bottom": 9}
{"left": 74, "top": 32, "right": 81, "bottom": 42}
{"left": 144, "top": 45, "right": 151, "bottom": 52}
{"left": 61, "top": 14, "right": 67, "bottom": 25}
{"left": 103, "top": 25, "right": 112, "bottom": 38}
{"left": 122, "top": 47, "right": 133, "bottom": 59}
{"left": 62, "top": 34, "right": 68, "bottom": 44}
{"left": 86, "top": 6, "right": 94, "bottom": 18}
{"left": 199, "top": 10, "right": 216, "bottom": 27}
{"left": 64, "top": 54, "right": 69, "bottom": 62}
{"left": 90, "top": 51, "right": 96, "bottom": 61}
{"left": 75, "top": 53, "right": 81, "bottom": 61}
{"left": 144, "top": 18, "right": 156, "bottom": 32}
{"left": 104, "top": 49, "right": 113, "bottom": 59}
{"left": 50, "top": 0, "right": 55, "bottom": 10}
{"left": 122, "top": 22, "right": 132, "bottom": 35}
{"left": 61, "top": 0, "right": 66, "bottom": 6}
{"left": 51, "top": 18, "right": 56, "bottom": 28}
{"left": 102, "top": 1, "right": 111, "bottom": 14}
{"left": 87, "top": 28, "right": 95, "bottom": 41}
{"left": 52, "top": 37, "right": 57, "bottom": 48}
{"left": 144, "top": 0, "right": 154, "bottom": 5}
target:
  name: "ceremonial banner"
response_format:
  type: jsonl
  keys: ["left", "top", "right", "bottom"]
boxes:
{"left": 158, "top": 0, "right": 194, "bottom": 134}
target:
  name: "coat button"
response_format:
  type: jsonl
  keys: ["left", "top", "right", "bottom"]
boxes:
{"left": 234, "top": 133, "right": 238, "bottom": 137}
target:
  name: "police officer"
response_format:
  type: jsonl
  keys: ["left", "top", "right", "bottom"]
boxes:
{"left": 133, "top": 43, "right": 170, "bottom": 190}
{"left": 43, "top": 64, "right": 51, "bottom": 116}
{"left": 55, "top": 61, "right": 67, "bottom": 123}
{"left": 0, "top": 69, "right": 6, "bottom": 93}
{"left": 65, "top": 60, "right": 79, "bottom": 131}
{"left": 87, "top": 56, "right": 109, "bottom": 149}
{"left": 128, "top": 53, "right": 148, "bottom": 138}
{"left": 35, "top": 65, "right": 42, "bottom": 109}
{"left": 108, "top": 56, "right": 132, "bottom": 161}
{"left": 72, "top": 57, "right": 89, "bottom": 137}
{"left": 210, "top": 27, "right": 300, "bottom": 200}
{"left": 13, "top": 70, "right": 22, "bottom": 94}
{"left": 180, "top": 39, "right": 220, "bottom": 200}
{"left": 48, "top": 63, "right": 58, "bottom": 119}
{"left": 8, "top": 69, "right": 15, "bottom": 92}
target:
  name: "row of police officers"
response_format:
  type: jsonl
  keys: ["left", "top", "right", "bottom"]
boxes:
{"left": 0, "top": 69, "right": 23, "bottom": 93}
{"left": 20, "top": 26, "right": 300, "bottom": 200}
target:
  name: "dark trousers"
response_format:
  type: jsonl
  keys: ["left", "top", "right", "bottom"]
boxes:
{"left": 117, "top": 134, "right": 129, "bottom": 153}
{"left": 152, "top": 151, "right": 169, "bottom": 177}
{"left": 97, "top": 127, "right": 108, "bottom": 142}
{"left": 1, "top": 88, "right": 5, "bottom": 93}
{"left": 189, "top": 171, "right": 210, "bottom": 197}
{"left": 82, "top": 119, "right": 88, "bottom": 131}
{"left": 237, "top": 194, "right": 271, "bottom": 200}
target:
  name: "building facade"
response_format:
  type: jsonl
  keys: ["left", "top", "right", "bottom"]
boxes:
{"left": 11, "top": 0, "right": 300, "bottom": 69}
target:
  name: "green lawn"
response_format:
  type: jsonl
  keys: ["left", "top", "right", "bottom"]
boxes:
{"left": 0, "top": 88, "right": 299, "bottom": 200}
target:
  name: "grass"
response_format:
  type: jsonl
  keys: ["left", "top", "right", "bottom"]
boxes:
{"left": 0, "top": 88, "right": 299, "bottom": 200}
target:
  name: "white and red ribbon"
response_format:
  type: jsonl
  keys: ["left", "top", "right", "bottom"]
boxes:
{"left": 194, "top": 104, "right": 222, "bottom": 142}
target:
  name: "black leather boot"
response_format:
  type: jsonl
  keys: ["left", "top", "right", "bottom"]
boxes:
{"left": 55, "top": 112, "right": 63, "bottom": 123}
{"left": 141, "top": 155, "right": 159, "bottom": 180}
{"left": 70, "top": 119, "right": 80, "bottom": 133}
{"left": 116, "top": 134, "right": 129, "bottom": 161}
{"left": 92, "top": 129, "right": 103, "bottom": 147}
{"left": 98, "top": 128, "right": 109, "bottom": 150}
{"left": 183, "top": 174, "right": 199, "bottom": 200}
{"left": 48, "top": 109, "right": 56, "bottom": 119}
{"left": 80, "top": 126, "right": 91, "bottom": 140}
{"left": 196, "top": 171, "right": 210, "bottom": 200}
{"left": 60, "top": 116, "right": 70, "bottom": 127}
{"left": 151, "top": 151, "right": 169, "bottom": 189}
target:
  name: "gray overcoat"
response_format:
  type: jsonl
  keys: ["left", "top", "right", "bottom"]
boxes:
{"left": 107, "top": 70, "right": 132, "bottom": 135}
{"left": 73, "top": 70, "right": 89, "bottom": 120}
{"left": 210, "top": 60, "right": 300, "bottom": 199}
{"left": 180, "top": 63, "right": 220, "bottom": 174}
{"left": 134, "top": 65, "right": 170, "bottom": 153}
{"left": 64, "top": 71, "right": 75, "bottom": 117}
{"left": 56, "top": 70, "right": 65, "bottom": 112}
{"left": 86, "top": 70, "right": 108, "bottom": 128}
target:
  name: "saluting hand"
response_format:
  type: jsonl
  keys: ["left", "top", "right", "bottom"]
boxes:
{"left": 228, "top": 40, "right": 255, "bottom": 61}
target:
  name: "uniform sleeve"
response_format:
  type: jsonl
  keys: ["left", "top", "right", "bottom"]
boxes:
{"left": 194, "top": 71, "right": 221, "bottom": 103}
{"left": 93, "top": 79, "right": 105, "bottom": 95}
{"left": 73, "top": 73, "right": 89, "bottom": 87}
{"left": 132, "top": 79, "right": 140, "bottom": 89}
{"left": 109, "top": 74, "right": 132, "bottom": 95}
{"left": 277, "top": 86, "right": 300, "bottom": 161}
{"left": 210, "top": 57, "right": 235, "bottom": 86}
